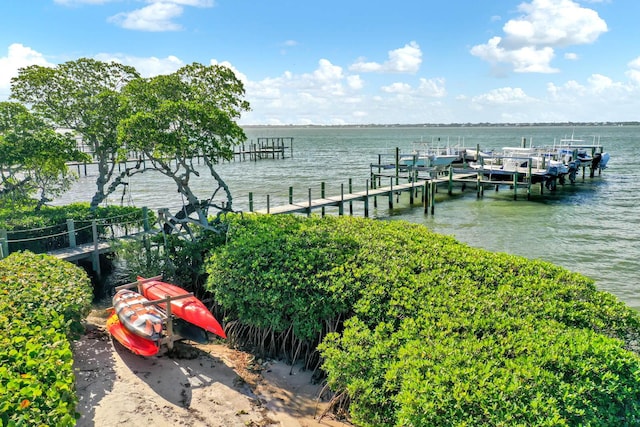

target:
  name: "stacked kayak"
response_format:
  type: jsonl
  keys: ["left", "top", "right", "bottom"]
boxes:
{"left": 106, "top": 312, "right": 160, "bottom": 357}
{"left": 106, "top": 276, "right": 226, "bottom": 356}
{"left": 113, "top": 289, "right": 164, "bottom": 341}
{"left": 137, "top": 276, "right": 227, "bottom": 339}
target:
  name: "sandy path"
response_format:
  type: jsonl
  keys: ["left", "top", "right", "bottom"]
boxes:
{"left": 73, "top": 311, "right": 349, "bottom": 427}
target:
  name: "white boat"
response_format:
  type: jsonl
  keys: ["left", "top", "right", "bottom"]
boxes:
{"left": 400, "top": 136, "right": 468, "bottom": 170}
{"left": 399, "top": 147, "right": 460, "bottom": 169}
{"left": 472, "top": 146, "right": 568, "bottom": 175}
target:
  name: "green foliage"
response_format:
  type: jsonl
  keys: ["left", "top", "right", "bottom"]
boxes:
{"left": 0, "top": 251, "right": 93, "bottom": 426}
{"left": 10, "top": 58, "right": 141, "bottom": 209}
{"left": 118, "top": 63, "right": 250, "bottom": 221}
{"left": 206, "top": 214, "right": 362, "bottom": 342}
{"left": 112, "top": 229, "right": 225, "bottom": 293}
{"left": 0, "top": 203, "right": 152, "bottom": 255}
{"left": 205, "top": 214, "right": 640, "bottom": 426}
{"left": 0, "top": 102, "right": 89, "bottom": 210}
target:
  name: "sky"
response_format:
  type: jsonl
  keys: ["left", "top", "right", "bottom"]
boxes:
{"left": 1, "top": 0, "right": 639, "bottom": 125}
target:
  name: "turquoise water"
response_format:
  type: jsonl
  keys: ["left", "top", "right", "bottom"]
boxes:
{"left": 57, "top": 125, "right": 640, "bottom": 309}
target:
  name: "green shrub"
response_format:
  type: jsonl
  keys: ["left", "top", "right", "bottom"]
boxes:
{"left": 205, "top": 214, "right": 640, "bottom": 426}
{"left": 206, "top": 214, "right": 361, "bottom": 342}
{"left": 0, "top": 251, "right": 93, "bottom": 427}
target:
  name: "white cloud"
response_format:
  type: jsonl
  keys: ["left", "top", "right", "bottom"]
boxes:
{"left": 350, "top": 41, "right": 422, "bottom": 74}
{"left": 381, "top": 82, "right": 412, "bottom": 94}
{"left": 627, "top": 57, "right": 640, "bottom": 86}
{"left": 471, "top": 0, "right": 607, "bottom": 74}
{"left": 108, "top": 3, "right": 184, "bottom": 31}
{"left": 502, "top": 0, "right": 607, "bottom": 48}
{"left": 346, "top": 75, "right": 364, "bottom": 90}
{"left": 472, "top": 87, "right": 534, "bottom": 105}
{"left": 209, "top": 59, "right": 249, "bottom": 84}
{"left": 471, "top": 37, "right": 557, "bottom": 73}
{"left": 0, "top": 43, "right": 53, "bottom": 97}
{"left": 419, "top": 78, "right": 447, "bottom": 97}
{"left": 628, "top": 57, "right": 640, "bottom": 69}
{"left": 564, "top": 52, "right": 578, "bottom": 60}
{"left": 94, "top": 53, "right": 184, "bottom": 76}
{"left": 107, "top": 0, "right": 215, "bottom": 32}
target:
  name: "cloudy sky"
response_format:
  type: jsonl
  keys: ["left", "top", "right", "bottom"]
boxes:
{"left": 1, "top": 0, "right": 639, "bottom": 125}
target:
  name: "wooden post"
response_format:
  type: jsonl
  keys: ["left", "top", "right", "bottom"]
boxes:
{"left": 424, "top": 181, "right": 430, "bottom": 214}
{"left": 165, "top": 295, "right": 174, "bottom": 350}
{"left": 373, "top": 176, "right": 378, "bottom": 208}
{"left": 364, "top": 180, "right": 370, "bottom": 218}
{"left": 0, "top": 229, "right": 7, "bottom": 259}
{"left": 266, "top": 195, "right": 270, "bottom": 214}
{"left": 249, "top": 192, "right": 254, "bottom": 212}
{"left": 339, "top": 184, "right": 344, "bottom": 216}
{"left": 527, "top": 161, "right": 532, "bottom": 200}
{"left": 409, "top": 176, "right": 415, "bottom": 205}
{"left": 388, "top": 177, "right": 394, "bottom": 209}
{"left": 513, "top": 173, "right": 518, "bottom": 200}
{"left": 289, "top": 187, "right": 293, "bottom": 204}
{"left": 321, "top": 182, "right": 326, "bottom": 216}
{"left": 66, "top": 219, "right": 76, "bottom": 248}
{"left": 395, "top": 147, "right": 400, "bottom": 185}
{"left": 430, "top": 181, "right": 436, "bottom": 214}
{"left": 349, "top": 178, "right": 353, "bottom": 215}
{"left": 308, "top": 188, "right": 312, "bottom": 217}
{"left": 448, "top": 165, "right": 453, "bottom": 195}
{"left": 142, "top": 206, "right": 150, "bottom": 232}
{"left": 91, "top": 220, "right": 101, "bottom": 279}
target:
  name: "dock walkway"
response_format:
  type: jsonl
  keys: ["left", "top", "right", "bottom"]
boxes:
{"left": 255, "top": 172, "right": 479, "bottom": 216}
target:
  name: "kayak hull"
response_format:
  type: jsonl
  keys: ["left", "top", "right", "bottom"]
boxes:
{"left": 113, "top": 289, "right": 165, "bottom": 341}
{"left": 106, "top": 313, "right": 159, "bottom": 357}
{"left": 138, "top": 277, "right": 226, "bottom": 339}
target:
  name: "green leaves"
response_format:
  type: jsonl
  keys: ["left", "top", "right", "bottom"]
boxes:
{"left": 204, "top": 214, "right": 640, "bottom": 426}
{"left": 0, "top": 102, "right": 89, "bottom": 210}
{"left": 0, "top": 251, "right": 93, "bottom": 427}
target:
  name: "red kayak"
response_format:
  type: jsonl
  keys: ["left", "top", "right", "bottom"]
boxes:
{"left": 106, "top": 312, "right": 159, "bottom": 357}
{"left": 137, "top": 277, "right": 226, "bottom": 339}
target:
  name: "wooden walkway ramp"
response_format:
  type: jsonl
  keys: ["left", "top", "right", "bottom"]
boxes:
{"left": 48, "top": 240, "right": 113, "bottom": 262}
{"left": 255, "top": 180, "right": 425, "bottom": 215}
{"left": 253, "top": 172, "right": 482, "bottom": 216}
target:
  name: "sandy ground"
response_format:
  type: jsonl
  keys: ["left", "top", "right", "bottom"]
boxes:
{"left": 72, "top": 309, "right": 350, "bottom": 427}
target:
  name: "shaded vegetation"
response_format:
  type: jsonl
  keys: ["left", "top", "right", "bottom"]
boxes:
{"left": 0, "top": 203, "right": 151, "bottom": 256}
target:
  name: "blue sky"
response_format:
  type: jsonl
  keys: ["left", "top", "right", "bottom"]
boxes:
{"left": 1, "top": 0, "right": 639, "bottom": 125}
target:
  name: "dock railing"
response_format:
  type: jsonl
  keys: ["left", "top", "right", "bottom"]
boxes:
{"left": 0, "top": 207, "right": 155, "bottom": 276}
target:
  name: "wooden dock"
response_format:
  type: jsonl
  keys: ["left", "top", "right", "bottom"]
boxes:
{"left": 69, "top": 137, "right": 293, "bottom": 173}
{"left": 48, "top": 240, "right": 112, "bottom": 262}
{"left": 253, "top": 172, "right": 482, "bottom": 216}
{"left": 248, "top": 153, "right": 579, "bottom": 218}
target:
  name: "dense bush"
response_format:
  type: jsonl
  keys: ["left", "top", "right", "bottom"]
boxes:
{"left": 0, "top": 251, "right": 93, "bottom": 427}
{"left": 0, "top": 203, "right": 152, "bottom": 254}
{"left": 206, "top": 214, "right": 640, "bottom": 426}
{"left": 207, "top": 215, "right": 361, "bottom": 336}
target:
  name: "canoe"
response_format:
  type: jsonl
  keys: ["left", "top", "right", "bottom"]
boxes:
{"left": 106, "top": 312, "right": 159, "bottom": 357}
{"left": 113, "top": 289, "right": 165, "bottom": 341}
{"left": 137, "top": 276, "right": 226, "bottom": 339}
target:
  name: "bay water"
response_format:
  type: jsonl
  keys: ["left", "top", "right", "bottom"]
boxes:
{"left": 56, "top": 125, "right": 640, "bottom": 310}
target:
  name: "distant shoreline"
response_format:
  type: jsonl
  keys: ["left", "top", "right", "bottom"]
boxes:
{"left": 242, "top": 121, "right": 638, "bottom": 129}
